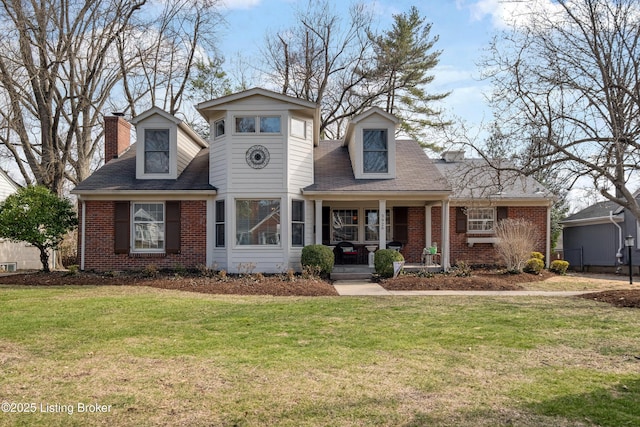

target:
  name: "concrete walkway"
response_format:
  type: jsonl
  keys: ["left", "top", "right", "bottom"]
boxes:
{"left": 332, "top": 280, "right": 593, "bottom": 296}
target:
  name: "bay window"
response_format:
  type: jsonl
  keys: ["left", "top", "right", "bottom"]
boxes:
{"left": 236, "top": 199, "right": 280, "bottom": 245}
{"left": 291, "top": 200, "right": 305, "bottom": 247}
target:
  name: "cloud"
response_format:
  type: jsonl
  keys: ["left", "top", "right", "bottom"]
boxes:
{"left": 221, "top": 0, "right": 262, "bottom": 11}
{"left": 463, "top": 0, "right": 562, "bottom": 29}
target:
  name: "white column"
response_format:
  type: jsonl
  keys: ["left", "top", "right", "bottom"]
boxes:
{"left": 379, "top": 199, "right": 387, "bottom": 249}
{"left": 425, "top": 205, "right": 432, "bottom": 249}
{"left": 546, "top": 204, "right": 552, "bottom": 267}
{"left": 441, "top": 200, "right": 450, "bottom": 270}
{"left": 315, "top": 199, "right": 323, "bottom": 245}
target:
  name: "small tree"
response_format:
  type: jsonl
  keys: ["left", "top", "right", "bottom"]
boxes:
{"left": 0, "top": 186, "right": 78, "bottom": 272}
{"left": 494, "top": 219, "right": 539, "bottom": 273}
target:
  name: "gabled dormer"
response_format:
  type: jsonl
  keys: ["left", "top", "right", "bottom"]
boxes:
{"left": 130, "top": 107, "right": 208, "bottom": 180}
{"left": 344, "top": 107, "right": 399, "bottom": 180}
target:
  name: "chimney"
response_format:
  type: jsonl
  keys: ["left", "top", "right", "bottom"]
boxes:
{"left": 442, "top": 150, "right": 465, "bottom": 163}
{"left": 104, "top": 113, "right": 131, "bottom": 163}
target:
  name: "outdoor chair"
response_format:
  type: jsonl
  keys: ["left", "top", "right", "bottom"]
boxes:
{"left": 336, "top": 241, "right": 358, "bottom": 264}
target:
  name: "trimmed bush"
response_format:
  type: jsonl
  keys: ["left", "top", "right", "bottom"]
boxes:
{"left": 524, "top": 257, "right": 544, "bottom": 274}
{"left": 550, "top": 260, "right": 570, "bottom": 275}
{"left": 374, "top": 249, "right": 405, "bottom": 278}
{"left": 301, "top": 245, "right": 334, "bottom": 277}
{"left": 530, "top": 252, "right": 544, "bottom": 260}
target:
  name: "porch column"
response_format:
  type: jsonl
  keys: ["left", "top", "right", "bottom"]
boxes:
{"left": 379, "top": 199, "right": 387, "bottom": 249}
{"left": 315, "top": 199, "right": 323, "bottom": 245}
{"left": 441, "top": 200, "right": 451, "bottom": 270}
{"left": 425, "top": 205, "right": 432, "bottom": 248}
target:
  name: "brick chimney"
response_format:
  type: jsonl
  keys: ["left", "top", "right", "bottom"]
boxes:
{"left": 104, "top": 113, "right": 131, "bottom": 163}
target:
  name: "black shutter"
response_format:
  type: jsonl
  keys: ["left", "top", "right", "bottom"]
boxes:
{"left": 393, "top": 207, "right": 408, "bottom": 243}
{"left": 497, "top": 206, "right": 508, "bottom": 221}
{"left": 322, "top": 206, "right": 330, "bottom": 245}
{"left": 114, "top": 201, "right": 130, "bottom": 254}
{"left": 455, "top": 207, "right": 467, "bottom": 233}
{"left": 166, "top": 201, "right": 181, "bottom": 254}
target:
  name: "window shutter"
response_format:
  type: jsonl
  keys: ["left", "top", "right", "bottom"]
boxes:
{"left": 114, "top": 201, "right": 130, "bottom": 254}
{"left": 393, "top": 207, "right": 408, "bottom": 243}
{"left": 166, "top": 201, "right": 181, "bottom": 254}
{"left": 455, "top": 207, "right": 467, "bottom": 233}
{"left": 497, "top": 206, "right": 508, "bottom": 221}
{"left": 322, "top": 206, "right": 330, "bottom": 245}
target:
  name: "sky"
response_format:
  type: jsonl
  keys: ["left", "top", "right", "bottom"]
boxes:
{"left": 216, "top": 0, "right": 506, "bottom": 137}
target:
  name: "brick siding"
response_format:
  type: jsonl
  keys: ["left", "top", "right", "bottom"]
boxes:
{"left": 79, "top": 200, "right": 207, "bottom": 271}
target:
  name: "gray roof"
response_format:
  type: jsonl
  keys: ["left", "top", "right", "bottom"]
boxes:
{"left": 72, "top": 144, "right": 215, "bottom": 194}
{"left": 433, "top": 158, "right": 554, "bottom": 201}
{"left": 303, "top": 139, "right": 451, "bottom": 195}
{"left": 563, "top": 200, "right": 622, "bottom": 222}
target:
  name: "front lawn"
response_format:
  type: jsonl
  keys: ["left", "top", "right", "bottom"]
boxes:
{"left": 0, "top": 286, "right": 638, "bottom": 426}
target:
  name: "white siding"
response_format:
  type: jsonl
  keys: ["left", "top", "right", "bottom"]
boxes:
{"left": 229, "top": 135, "right": 285, "bottom": 192}
{"left": 288, "top": 118, "right": 314, "bottom": 189}
{"left": 0, "top": 172, "right": 18, "bottom": 201}
{"left": 177, "top": 128, "right": 202, "bottom": 176}
{"left": 135, "top": 115, "right": 178, "bottom": 180}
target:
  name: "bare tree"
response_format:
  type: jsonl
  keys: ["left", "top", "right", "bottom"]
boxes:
{"left": 262, "top": 0, "right": 378, "bottom": 139}
{"left": 0, "top": 0, "right": 222, "bottom": 195}
{"left": 0, "top": 0, "right": 146, "bottom": 194}
{"left": 480, "top": 0, "right": 640, "bottom": 220}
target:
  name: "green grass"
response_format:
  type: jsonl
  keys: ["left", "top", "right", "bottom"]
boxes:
{"left": 0, "top": 285, "right": 639, "bottom": 426}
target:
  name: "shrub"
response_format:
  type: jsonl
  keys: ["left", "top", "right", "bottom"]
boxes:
{"left": 524, "top": 258, "right": 544, "bottom": 274}
{"left": 550, "top": 260, "right": 570, "bottom": 275}
{"left": 374, "top": 249, "right": 405, "bottom": 278}
{"left": 450, "top": 261, "right": 472, "bottom": 277}
{"left": 301, "top": 245, "right": 334, "bottom": 277}
{"left": 530, "top": 252, "right": 544, "bottom": 260}
{"left": 494, "top": 219, "right": 540, "bottom": 273}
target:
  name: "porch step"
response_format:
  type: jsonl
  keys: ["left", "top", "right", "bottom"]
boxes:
{"left": 331, "top": 265, "right": 373, "bottom": 281}
{"left": 331, "top": 271, "right": 373, "bottom": 281}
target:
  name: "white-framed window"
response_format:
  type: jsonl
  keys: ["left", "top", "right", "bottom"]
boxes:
{"left": 291, "top": 118, "right": 306, "bottom": 138}
{"left": 364, "top": 209, "right": 391, "bottom": 241}
{"left": 144, "top": 129, "right": 170, "bottom": 174}
{"left": 332, "top": 209, "right": 359, "bottom": 242}
{"left": 363, "top": 129, "right": 388, "bottom": 173}
{"left": 467, "top": 207, "right": 495, "bottom": 233}
{"left": 132, "top": 202, "right": 165, "bottom": 251}
{"left": 292, "top": 200, "right": 305, "bottom": 247}
{"left": 236, "top": 199, "right": 281, "bottom": 245}
{"left": 214, "top": 119, "right": 225, "bottom": 138}
{"left": 235, "top": 116, "right": 281, "bottom": 134}
{"left": 215, "top": 200, "right": 225, "bottom": 248}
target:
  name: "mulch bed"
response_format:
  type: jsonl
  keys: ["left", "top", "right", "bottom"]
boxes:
{"left": 0, "top": 270, "right": 638, "bottom": 308}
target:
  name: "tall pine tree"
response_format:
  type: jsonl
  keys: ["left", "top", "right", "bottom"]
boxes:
{"left": 370, "top": 6, "right": 449, "bottom": 148}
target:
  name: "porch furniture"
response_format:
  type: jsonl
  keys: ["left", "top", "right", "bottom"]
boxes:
{"left": 335, "top": 241, "right": 359, "bottom": 264}
{"left": 387, "top": 241, "right": 403, "bottom": 252}
{"left": 421, "top": 252, "right": 441, "bottom": 266}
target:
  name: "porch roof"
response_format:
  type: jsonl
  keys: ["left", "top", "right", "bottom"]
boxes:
{"left": 303, "top": 140, "right": 451, "bottom": 197}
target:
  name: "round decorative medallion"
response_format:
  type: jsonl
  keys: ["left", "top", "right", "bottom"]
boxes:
{"left": 245, "top": 145, "right": 270, "bottom": 169}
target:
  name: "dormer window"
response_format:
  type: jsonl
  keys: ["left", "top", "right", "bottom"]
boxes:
{"left": 214, "top": 119, "right": 225, "bottom": 138}
{"left": 235, "top": 116, "right": 281, "bottom": 134}
{"left": 144, "top": 129, "right": 170, "bottom": 174}
{"left": 363, "top": 129, "right": 388, "bottom": 173}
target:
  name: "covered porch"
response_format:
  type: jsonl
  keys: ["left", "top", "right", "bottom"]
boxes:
{"left": 306, "top": 196, "right": 451, "bottom": 270}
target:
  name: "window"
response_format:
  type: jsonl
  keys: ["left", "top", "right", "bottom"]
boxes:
{"left": 365, "top": 209, "right": 391, "bottom": 241}
{"left": 332, "top": 210, "right": 358, "bottom": 242}
{"left": 291, "top": 118, "right": 306, "bottom": 138}
{"left": 363, "top": 129, "right": 388, "bottom": 173}
{"left": 235, "top": 116, "right": 281, "bottom": 134}
{"left": 133, "top": 203, "right": 164, "bottom": 251}
{"left": 292, "top": 200, "right": 305, "bottom": 247}
{"left": 467, "top": 207, "right": 495, "bottom": 233}
{"left": 214, "top": 119, "right": 225, "bottom": 138}
{"left": 236, "top": 199, "right": 280, "bottom": 245}
{"left": 215, "top": 200, "right": 225, "bottom": 247}
{"left": 235, "top": 117, "right": 256, "bottom": 133}
{"left": 260, "top": 116, "right": 281, "bottom": 133}
{"left": 144, "top": 129, "right": 170, "bottom": 174}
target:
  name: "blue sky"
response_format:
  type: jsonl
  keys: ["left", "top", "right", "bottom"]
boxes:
{"left": 217, "top": 0, "right": 508, "bottom": 133}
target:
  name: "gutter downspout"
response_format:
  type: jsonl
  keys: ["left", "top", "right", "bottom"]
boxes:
{"left": 610, "top": 211, "right": 623, "bottom": 264}
{"left": 80, "top": 199, "right": 86, "bottom": 271}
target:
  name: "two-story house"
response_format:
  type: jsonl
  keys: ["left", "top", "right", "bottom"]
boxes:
{"left": 72, "top": 88, "right": 554, "bottom": 273}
